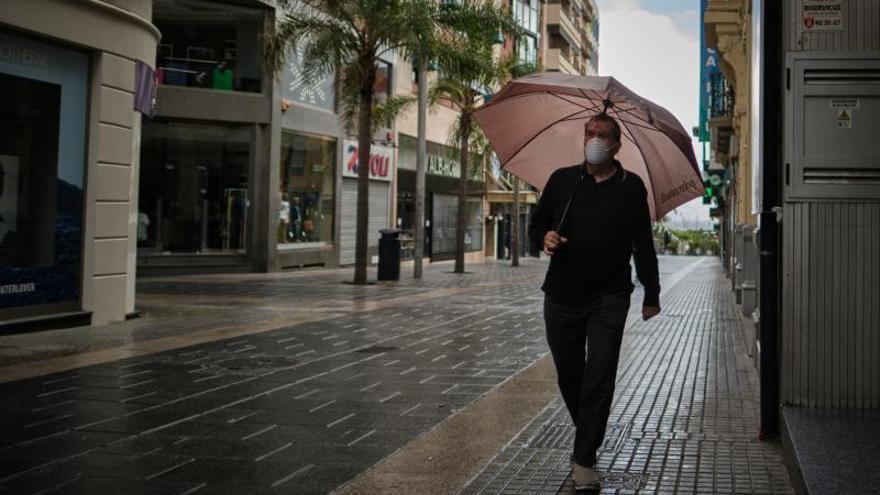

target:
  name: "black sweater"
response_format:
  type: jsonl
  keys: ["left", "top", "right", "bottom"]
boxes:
{"left": 528, "top": 160, "right": 661, "bottom": 307}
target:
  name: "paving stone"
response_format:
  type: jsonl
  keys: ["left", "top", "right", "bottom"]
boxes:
{"left": 0, "top": 257, "right": 795, "bottom": 494}
{"left": 459, "top": 260, "right": 796, "bottom": 495}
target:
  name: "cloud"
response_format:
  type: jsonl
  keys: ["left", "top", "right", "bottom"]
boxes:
{"left": 597, "top": 3, "right": 712, "bottom": 228}
{"left": 600, "top": 0, "right": 641, "bottom": 12}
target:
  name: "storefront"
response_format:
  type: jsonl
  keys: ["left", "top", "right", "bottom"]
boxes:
{"left": 0, "top": 0, "right": 159, "bottom": 327}
{"left": 396, "top": 134, "right": 484, "bottom": 262}
{"left": 274, "top": 40, "right": 342, "bottom": 270}
{"left": 277, "top": 132, "right": 335, "bottom": 249}
{"left": 137, "top": 0, "right": 273, "bottom": 275}
{"left": 0, "top": 30, "right": 88, "bottom": 321}
{"left": 339, "top": 140, "right": 394, "bottom": 265}
{"left": 138, "top": 121, "right": 252, "bottom": 254}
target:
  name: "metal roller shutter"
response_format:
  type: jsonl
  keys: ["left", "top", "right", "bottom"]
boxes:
{"left": 430, "top": 194, "right": 482, "bottom": 261}
{"left": 339, "top": 179, "right": 390, "bottom": 265}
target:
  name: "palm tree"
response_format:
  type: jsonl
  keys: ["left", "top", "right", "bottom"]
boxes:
{"left": 496, "top": 59, "right": 539, "bottom": 268}
{"left": 431, "top": 55, "right": 536, "bottom": 273}
{"left": 268, "top": 0, "right": 518, "bottom": 284}
{"left": 409, "top": 3, "right": 520, "bottom": 279}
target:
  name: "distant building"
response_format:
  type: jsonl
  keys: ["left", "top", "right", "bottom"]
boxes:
{"left": 540, "top": 0, "right": 599, "bottom": 75}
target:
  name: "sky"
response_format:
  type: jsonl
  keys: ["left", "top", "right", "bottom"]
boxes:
{"left": 595, "top": 0, "right": 712, "bottom": 230}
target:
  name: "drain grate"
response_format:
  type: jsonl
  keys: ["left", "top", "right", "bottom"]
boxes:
{"left": 191, "top": 355, "right": 299, "bottom": 377}
{"left": 599, "top": 470, "right": 652, "bottom": 490}
{"left": 600, "top": 421, "right": 633, "bottom": 453}
{"left": 531, "top": 421, "right": 574, "bottom": 449}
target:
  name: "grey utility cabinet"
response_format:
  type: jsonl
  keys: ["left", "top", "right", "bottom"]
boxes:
{"left": 786, "top": 52, "right": 880, "bottom": 201}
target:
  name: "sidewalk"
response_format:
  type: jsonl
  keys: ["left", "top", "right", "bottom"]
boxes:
{"left": 0, "top": 257, "right": 794, "bottom": 494}
{"left": 459, "top": 259, "right": 793, "bottom": 494}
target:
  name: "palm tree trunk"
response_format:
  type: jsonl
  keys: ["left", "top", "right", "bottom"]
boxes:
{"left": 454, "top": 113, "right": 471, "bottom": 274}
{"left": 414, "top": 61, "right": 428, "bottom": 279}
{"left": 354, "top": 72, "right": 375, "bottom": 285}
{"left": 512, "top": 176, "right": 520, "bottom": 267}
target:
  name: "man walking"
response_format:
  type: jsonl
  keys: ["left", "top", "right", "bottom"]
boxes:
{"left": 528, "top": 113, "right": 661, "bottom": 492}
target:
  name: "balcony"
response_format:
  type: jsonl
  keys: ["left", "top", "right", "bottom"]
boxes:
{"left": 709, "top": 73, "right": 734, "bottom": 120}
{"left": 545, "top": 3, "right": 582, "bottom": 51}
{"left": 708, "top": 74, "right": 735, "bottom": 165}
{"left": 545, "top": 47, "right": 578, "bottom": 75}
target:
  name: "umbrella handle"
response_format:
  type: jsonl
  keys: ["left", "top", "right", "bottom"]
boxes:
{"left": 554, "top": 169, "right": 586, "bottom": 236}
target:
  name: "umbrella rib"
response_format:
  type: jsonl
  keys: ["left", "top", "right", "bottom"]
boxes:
{"left": 608, "top": 110, "right": 664, "bottom": 133}
{"left": 564, "top": 110, "right": 661, "bottom": 135}
{"left": 616, "top": 116, "right": 661, "bottom": 217}
{"left": 579, "top": 90, "right": 606, "bottom": 114}
{"left": 550, "top": 91, "right": 599, "bottom": 110}
{"left": 483, "top": 89, "right": 602, "bottom": 112}
{"left": 557, "top": 94, "right": 604, "bottom": 122}
{"left": 500, "top": 106, "right": 591, "bottom": 168}
{"left": 610, "top": 104, "right": 654, "bottom": 124}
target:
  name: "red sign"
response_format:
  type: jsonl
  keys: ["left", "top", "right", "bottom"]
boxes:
{"left": 343, "top": 140, "right": 393, "bottom": 181}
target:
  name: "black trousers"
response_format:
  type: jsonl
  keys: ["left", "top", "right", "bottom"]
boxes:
{"left": 543, "top": 291, "right": 631, "bottom": 466}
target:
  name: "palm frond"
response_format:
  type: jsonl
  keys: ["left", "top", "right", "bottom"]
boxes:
{"left": 266, "top": 4, "right": 358, "bottom": 83}
{"left": 428, "top": 77, "right": 469, "bottom": 110}
{"left": 371, "top": 95, "right": 417, "bottom": 132}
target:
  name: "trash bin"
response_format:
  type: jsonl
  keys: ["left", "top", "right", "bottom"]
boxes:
{"left": 378, "top": 229, "right": 401, "bottom": 281}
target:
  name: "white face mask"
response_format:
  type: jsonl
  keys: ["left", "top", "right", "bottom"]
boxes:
{"left": 585, "top": 137, "right": 613, "bottom": 166}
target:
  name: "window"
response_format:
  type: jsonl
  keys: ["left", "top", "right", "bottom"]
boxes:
{"left": 517, "top": 35, "right": 538, "bottom": 65}
{"left": 374, "top": 59, "right": 393, "bottom": 104}
{"left": 513, "top": 0, "right": 539, "bottom": 35}
{"left": 153, "top": 0, "right": 265, "bottom": 93}
{"left": 0, "top": 30, "right": 88, "bottom": 314}
{"left": 139, "top": 121, "right": 251, "bottom": 253}
{"left": 278, "top": 132, "right": 336, "bottom": 246}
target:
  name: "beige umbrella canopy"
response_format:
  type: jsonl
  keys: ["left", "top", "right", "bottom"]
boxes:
{"left": 473, "top": 72, "right": 704, "bottom": 220}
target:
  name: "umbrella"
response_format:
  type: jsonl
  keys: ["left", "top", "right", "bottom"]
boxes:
{"left": 473, "top": 72, "right": 704, "bottom": 220}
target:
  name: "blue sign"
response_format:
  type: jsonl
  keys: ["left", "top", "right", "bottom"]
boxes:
{"left": 699, "top": 0, "right": 722, "bottom": 143}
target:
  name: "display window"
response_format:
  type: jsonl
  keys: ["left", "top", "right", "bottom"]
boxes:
{"left": 139, "top": 121, "right": 251, "bottom": 253}
{"left": 278, "top": 132, "right": 336, "bottom": 247}
{"left": 153, "top": 0, "right": 265, "bottom": 93}
{"left": 0, "top": 31, "right": 88, "bottom": 315}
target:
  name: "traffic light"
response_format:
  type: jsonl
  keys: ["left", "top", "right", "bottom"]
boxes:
{"left": 702, "top": 180, "right": 714, "bottom": 204}
{"left": 702, "top": 173, "right": 723, "bottom": 204}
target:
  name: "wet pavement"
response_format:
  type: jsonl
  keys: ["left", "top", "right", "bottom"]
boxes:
{"left": 0, "top": 257, "right": 794, "bottom": 494}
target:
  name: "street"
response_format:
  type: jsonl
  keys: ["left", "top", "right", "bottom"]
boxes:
{"left": 0, "top": 257, "right": 793, "bottom": 494}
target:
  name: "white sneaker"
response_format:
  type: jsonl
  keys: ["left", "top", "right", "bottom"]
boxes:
{"left": 571, "top": 462, "right": 600, "bottom": 491}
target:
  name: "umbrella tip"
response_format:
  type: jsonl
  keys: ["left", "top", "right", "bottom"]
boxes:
{"left": 602, "top": 99, "right": 615, "bottom": 114}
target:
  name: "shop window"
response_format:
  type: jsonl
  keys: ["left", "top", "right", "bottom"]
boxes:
{"left": 278, "top": 132, "right": 336, "bottom": 247}
{"left": 0, "top": 30, "right": 88, "bottom": 315}
{"left": 153, "top": 0, "right": 265, "bottom": 93}
{"left": 0, "top": 74, "right": 59, "bottom": 270}
{"left": 138, "top": 121, "right": 251, "bottom": 253}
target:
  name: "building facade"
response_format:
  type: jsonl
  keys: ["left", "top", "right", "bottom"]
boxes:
{"left": 540, "top": 0, "right": 599, "bottom": 75}
{"left": 703, "top": 0, "right": 880, "bottom": 489}
{"left": 137, "top": 0, "right": 274, "bottom": 276}
{"left": 0, "top": 0, "right": 159, "bottom": 328}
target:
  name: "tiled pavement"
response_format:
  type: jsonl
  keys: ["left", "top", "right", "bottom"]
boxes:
{"left": 460, "top": 260, "right": 794, "bottom": 495}
{"left": 0, "top": 257, "right": 794, "bottom": 494}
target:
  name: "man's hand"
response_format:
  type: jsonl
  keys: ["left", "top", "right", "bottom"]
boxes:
{"left": 642, "top": 306, "right": 661, "bottom": 321}
{"left": 543, "top": 230, "right": 568, "bottom": 255}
